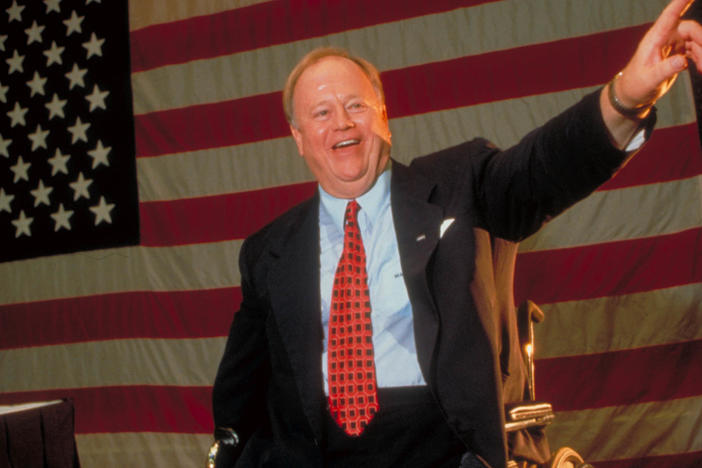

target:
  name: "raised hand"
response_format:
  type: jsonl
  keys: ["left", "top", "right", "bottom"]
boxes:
{"left": 616, "top": 0, "right": 702, "bottom": 110}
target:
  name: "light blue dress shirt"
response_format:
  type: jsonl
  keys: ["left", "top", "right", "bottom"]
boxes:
{"left": 319, "top": 167, "right": 427, "bottom": 394}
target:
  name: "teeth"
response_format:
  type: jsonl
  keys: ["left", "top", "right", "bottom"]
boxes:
{"left": 333, "top": 139, "right": 360, "bottom": 149}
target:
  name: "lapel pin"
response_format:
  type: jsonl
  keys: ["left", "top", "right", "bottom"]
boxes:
{"left": 416, "top": 234, "right": 426, "bottom": 242}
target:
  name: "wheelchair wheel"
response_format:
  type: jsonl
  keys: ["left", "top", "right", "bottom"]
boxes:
{"left": 548, "top": 447, "right": 592, "bottom": 468}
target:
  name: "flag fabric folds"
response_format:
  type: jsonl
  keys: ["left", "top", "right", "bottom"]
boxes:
{"left": 1, "top": 1, "right": 701, "bottom": 467}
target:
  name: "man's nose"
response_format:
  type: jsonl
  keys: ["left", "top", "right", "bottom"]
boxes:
{"left": 333, "top": 105, "right": 355, "bottom": 130}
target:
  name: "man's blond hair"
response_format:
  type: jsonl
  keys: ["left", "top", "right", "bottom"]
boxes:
{"left": 282, "top": 47, "right": 385, "bottom": 127}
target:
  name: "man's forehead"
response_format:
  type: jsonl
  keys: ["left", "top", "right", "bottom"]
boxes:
{"left": 295, "top": 56, "right": 375, "bottom": 97}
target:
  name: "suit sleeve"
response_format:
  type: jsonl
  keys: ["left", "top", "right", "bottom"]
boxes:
{"left": 212, "top": 235, "right": 271, "bottom": 452}
{"left": 471, "top": 89, "right": 655, "bottom": 241}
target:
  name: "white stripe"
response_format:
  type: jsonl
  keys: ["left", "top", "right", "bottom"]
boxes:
{"left": 0, "top": 241, "right": 242, "bottom": 305}
{"left": 0, "top": 338, "right": 226, "bottom": 393}
{"left": 137, "top": 136, "right": 307, "bottom": 201}
{"left": 130, "top": 0, "right": 668, "bottom": 114}
{"left": 76, "top": 432, "right": 212, "bottom": 468}
{"left": 547, "top": 396, "right": 702, "bottom": 461}
{"left": 521, "top": 176, "right": 702, "bottom": 252}
{"left": 137, "top": 80, "right": 696, "bottom": 202}
{"left": 129, "top": 0, "right": 270, "bottom": 31}
{"left": 534, "top": 283, "right": 702, "bottom": 358}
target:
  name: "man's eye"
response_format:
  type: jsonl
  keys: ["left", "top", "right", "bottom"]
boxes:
{"left": 348, "top": 102, "right": 365, "bottom": 111}
{"left": 314, "top": 109, "right": 329, "bottom": 118}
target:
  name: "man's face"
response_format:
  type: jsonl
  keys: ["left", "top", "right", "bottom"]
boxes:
{"left": 290, "top": 56, "right": 392, "bottom": 199}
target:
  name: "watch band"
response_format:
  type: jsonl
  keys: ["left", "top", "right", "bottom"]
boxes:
{"left": 607, "top": 72, "right": 653, "bottom": 118}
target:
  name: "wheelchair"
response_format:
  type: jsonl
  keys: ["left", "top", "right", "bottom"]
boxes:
{"left": 504, "top": 300, "right": 592, "bottom": 468}
{"left": 207, "top": 300, "right": 593, "bottom": 468}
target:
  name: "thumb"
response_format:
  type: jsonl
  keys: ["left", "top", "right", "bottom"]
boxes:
{"left": 660, "top": 54, "right": 688, "bottom": 80}
{"left": 646, "top": 54, "right": 688, "bottom": 100}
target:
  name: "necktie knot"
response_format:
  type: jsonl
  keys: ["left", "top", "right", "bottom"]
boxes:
{"left": 344, "top": 200, "right": 360, "bottom": 227}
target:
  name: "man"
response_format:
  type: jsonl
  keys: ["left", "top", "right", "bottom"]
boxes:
{"left": 213, "top": 1, "right": 702, "bottom": 466}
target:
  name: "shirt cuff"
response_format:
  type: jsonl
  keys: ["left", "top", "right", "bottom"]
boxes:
{"left": 624, "top": 106, "right": 657, "bottom": 153}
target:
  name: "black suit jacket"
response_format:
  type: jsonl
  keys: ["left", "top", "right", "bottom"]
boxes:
{"left": 212, "top": 91, "right": 652, "bottom": 467}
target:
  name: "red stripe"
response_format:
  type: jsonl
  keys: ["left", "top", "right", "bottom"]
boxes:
{"left": 0, "top": 386, "right": 213, "bottom": 434}
{"left": 536, "top": 339, "right": 702, "bottom": 411}
{"left": 137, "top": 122, "right": 699, "bottom": 248}
{"left": 134, "top": 91, "right": 286, "bottom": 158}
{"left": 134, "top": 26, "right": 647, "bottom": 157}
{"left": 130, "top": 0, "right": 498, "bottom": 72}
{"left": 515, "top": 227, "right": 702, "bottom": 305}
{"left": 383, "top": 26, "right": 644, "bottom": 118}
{"left": 593, "top": 452, "right": 702, "bottom": 468}
{"left": 599, "top": 123, "right": 702, "bottom": 191}
{"left": 139, "top": 182, "right": 316, "bottom": 246}
{"left": 0, "top": 288, "right": 241, "bottom": 350}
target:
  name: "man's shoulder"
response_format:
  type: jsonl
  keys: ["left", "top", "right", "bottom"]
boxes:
{"left": 400, "top": 137, "right": 499, "bottom": 188}
{"left": 242, "top": 195, "right": 318, "bottom": 255}
{"left": 410, "top": 137, "right": 498, "bottom": 170}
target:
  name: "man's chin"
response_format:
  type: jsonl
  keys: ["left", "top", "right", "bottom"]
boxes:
{"left": 323, "top": 174, "right": 375, "bottom": 199}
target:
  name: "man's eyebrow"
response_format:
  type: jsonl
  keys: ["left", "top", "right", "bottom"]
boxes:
{"left": 309, "top": 99, "right": 333, "bottom": 112}
{"left": 310, "top": 94, "right": 364, "bottom": 108}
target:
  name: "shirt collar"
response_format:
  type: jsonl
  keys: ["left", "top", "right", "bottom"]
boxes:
{"left": 318, "top": 164, "right": 392, "bottom": 232}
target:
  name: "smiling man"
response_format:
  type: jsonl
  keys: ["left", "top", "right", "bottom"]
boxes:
{"left": 212, "top": 1, "right": 702, "bottom": 467}
{"left": 287, "top": 53, "right": 392, "bottom": 200}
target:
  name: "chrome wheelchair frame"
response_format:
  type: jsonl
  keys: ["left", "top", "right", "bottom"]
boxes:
{"left": 504, "top": 300, "right": 593, "bottom": 468}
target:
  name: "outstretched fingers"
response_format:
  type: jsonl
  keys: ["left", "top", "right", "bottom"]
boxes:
{"left": 639, "top": 2, "right": 701, "bottom": 89}
{"left": 654, "top": 0, "right": 694, "bottom": 36}
{"left": 679, "top": 19, "right": 702, "bottom": 68}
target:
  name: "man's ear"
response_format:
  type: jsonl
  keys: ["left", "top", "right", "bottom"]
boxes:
{"left": 290, "top": 124, "right": 304, "bottom": 156}
{"left": 380, "top": 105, "right": 392, "bottom": 145}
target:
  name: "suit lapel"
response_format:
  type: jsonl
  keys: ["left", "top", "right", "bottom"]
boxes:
{"left": 390, "top": 160, "right": 444, "bottom": 379}
{"left": 267, "top": 196, "right": 326, "bottom": 441}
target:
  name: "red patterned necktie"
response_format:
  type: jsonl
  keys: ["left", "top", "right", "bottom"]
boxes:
{"left": 327, "top": 200, "right": 379, "bottom": 436}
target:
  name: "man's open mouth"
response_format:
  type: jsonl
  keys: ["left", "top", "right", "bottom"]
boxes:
{"left": 332, "top": 139, "right": 361, "bottom": 149}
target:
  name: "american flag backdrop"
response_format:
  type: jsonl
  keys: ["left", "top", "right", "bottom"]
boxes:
{"left": 1, "top": 0, "right": 701, "bottom": 467}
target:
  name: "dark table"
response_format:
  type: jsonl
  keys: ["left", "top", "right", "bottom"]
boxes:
{"left": 0, "top": 399, "right": 80, "bottom": 468}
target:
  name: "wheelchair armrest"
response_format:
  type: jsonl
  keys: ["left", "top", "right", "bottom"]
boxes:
{"left": 504, "top": 401, "right": 554, "bottom": 433}
{"left": 206, "top": 427, "right": 240, "bottom": 468}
